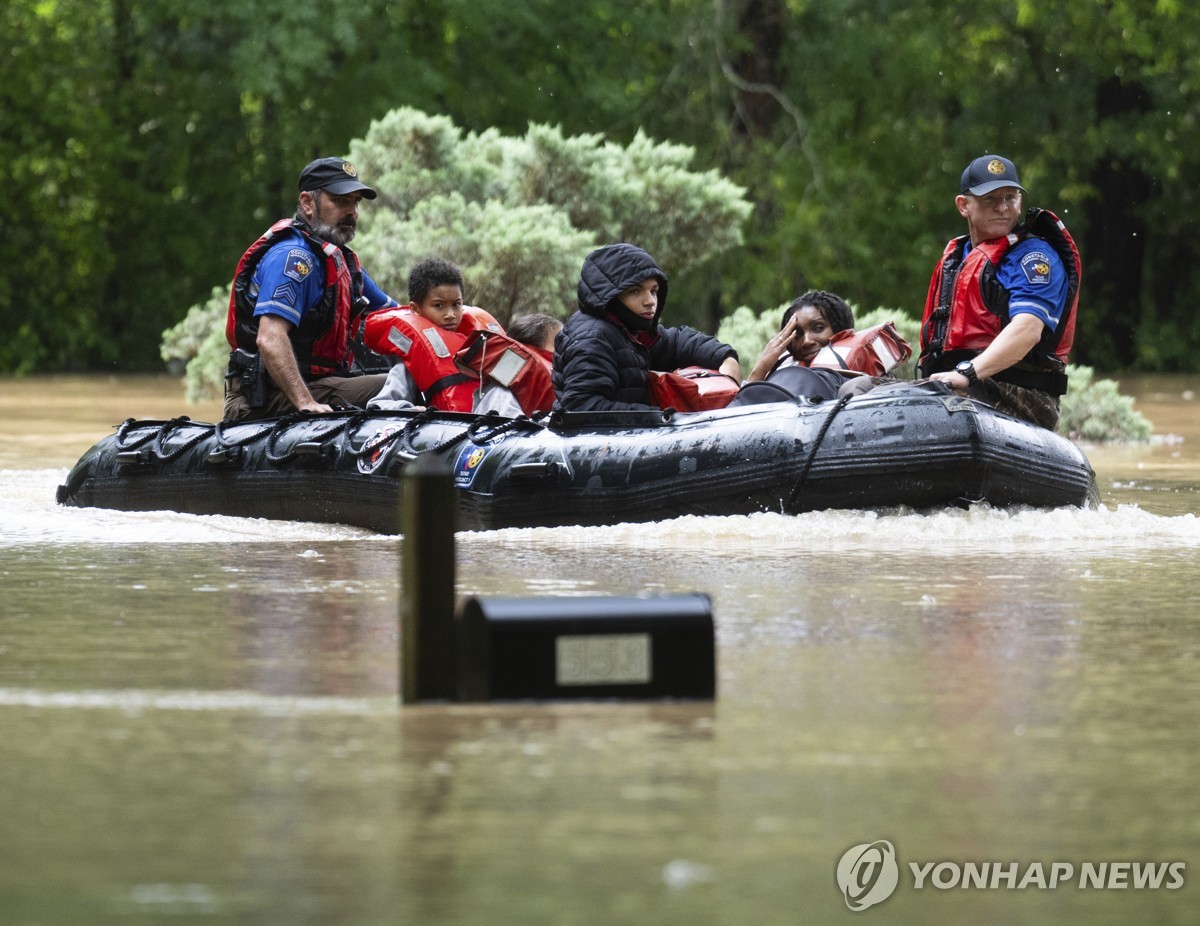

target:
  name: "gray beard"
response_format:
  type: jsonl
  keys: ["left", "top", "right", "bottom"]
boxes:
{"left": 308, "top": 217, "right": 355, "bottom": 247}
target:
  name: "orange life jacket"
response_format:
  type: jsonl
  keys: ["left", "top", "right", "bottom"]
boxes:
{"left": 363, "top": 306, "right": 503, "bottom": 411}
{"left": 646, "top": 367, "right": 741, "bottom": 412}
{"left": 455, "top": 329, "right": 556, "bottom": 416}
{"left": 809, "top": 323, "right": 912, "bottom": 377}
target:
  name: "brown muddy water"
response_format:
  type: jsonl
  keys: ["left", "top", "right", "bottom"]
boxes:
{"left": 1, "top": 374, "right": 1198, "bottom": 925}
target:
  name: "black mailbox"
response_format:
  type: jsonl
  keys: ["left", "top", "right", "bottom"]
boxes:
{"left": 457, "top": 594, "right": 716, "bottom": 702}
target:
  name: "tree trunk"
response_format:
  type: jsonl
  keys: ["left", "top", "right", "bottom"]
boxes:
{"left": 731, "top": 0, "right": 785, "bottom": 139}
{"left": 1077, "top": 76, "right": 1151, "bottom": 369}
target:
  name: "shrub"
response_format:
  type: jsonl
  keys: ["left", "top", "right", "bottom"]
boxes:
{"left": 160, "top": 286, "right": 230, "bottom": 402}
{"left": 1057, "top": 365, "right": 1152, "bottom": 443}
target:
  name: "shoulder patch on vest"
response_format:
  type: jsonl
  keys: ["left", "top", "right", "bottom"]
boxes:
{"left": 283, "top": 249, "right": 315, "bottom": 282}
{"left": 1019, "top": 250, "right": 1053, "bottom": 286}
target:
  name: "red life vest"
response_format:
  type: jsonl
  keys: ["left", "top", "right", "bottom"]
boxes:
{"left": 455, "top": 329, "right": 556, "bottom": 416}
{"left": 226, "top": 218, "right": 364, "bottom": 378}
{"left": 646, "top": 367, "right": 741, "bottom": 412}
{"left": 363, "top": 306, "right": 503, "bottom": 411}
{"left": 809, "top": 323, "right": 912, "bottom": 377}
{"left": 919, "top": 207, "right": 1081, "bottom": 392}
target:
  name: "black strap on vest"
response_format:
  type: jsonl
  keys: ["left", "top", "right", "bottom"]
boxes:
{"left": 424, "top": 372, "right": 474, "bottom": 399}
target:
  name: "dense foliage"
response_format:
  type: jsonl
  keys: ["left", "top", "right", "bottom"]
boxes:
{"left": 6, "top": 0, "right": 1200, "bottom": 375}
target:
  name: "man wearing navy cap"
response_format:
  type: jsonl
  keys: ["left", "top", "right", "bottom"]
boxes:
{"left": 223, "top": 157, "right": 399, "bottom": 420}
{"left": 917, "top": 154, "right": 1082, "bottom": 429}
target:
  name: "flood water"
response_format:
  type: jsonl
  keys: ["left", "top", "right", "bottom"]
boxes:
{"left": 2, "top": 374, "right": 1199, "bottom": 925}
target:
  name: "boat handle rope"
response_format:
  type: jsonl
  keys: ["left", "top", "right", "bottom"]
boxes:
{"left": 212, "top": 417, "right": 279, "bottom": 452}
{"left": 346, "top": 411, "right": 444, "bottom": 462}
{"left": 115, "top": 417, "right": 171, "bottom": 451}
{"left": 466, "top": 415, "right": 543, "bottom": 444}
{"left": 347, "top": 422, "right": 409, "bottom": 462}
{"left": 784, "top": 394, "right": 853, "bottom": 514}
{"left": 265, "top": 412, "right": 367, "bottom": 465}
{"left": 397, "top": 409, "right": 478, "bottom": 456}
{"left": 151, "top": 416, "right": 218, "bottom": 463}
{"left": 349, "top": 410, "right": 544, "bottom": 461}
{"left": 115, "top": 416, "right": 217, "bottom": 463}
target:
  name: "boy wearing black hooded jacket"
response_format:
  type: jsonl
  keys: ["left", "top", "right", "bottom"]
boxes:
{"left": 552, "top": 243, "right": 740, "bottom": 412}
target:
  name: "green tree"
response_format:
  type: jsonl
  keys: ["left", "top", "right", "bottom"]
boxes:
{"left": 1, "top": 1, "right": 116, "bottom": 372}
{"left": 8, "top": 0, "right": 1200, "bottom": 378}
{"left": 1, "top": 0, "right": 413, "bottom": 372}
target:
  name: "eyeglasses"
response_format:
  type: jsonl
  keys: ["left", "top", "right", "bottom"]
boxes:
{"left": 970, "top": 191, "right": 1022, "bottom": 210}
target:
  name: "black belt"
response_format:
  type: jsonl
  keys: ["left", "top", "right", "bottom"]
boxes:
{"left": 991, "top": 366, "right": 1069, "bottom": 396}
{"left": 921, "top": 350, "right": 1068, "bottom": 396}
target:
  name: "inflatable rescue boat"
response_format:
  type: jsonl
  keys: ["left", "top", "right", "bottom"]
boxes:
{"left": 56, "top": 382, "right": 1098, "bottom": 533}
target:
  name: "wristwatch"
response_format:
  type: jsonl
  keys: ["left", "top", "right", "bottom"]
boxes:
{"left": 954, "top": 360, "right": 979, "bottom": 385}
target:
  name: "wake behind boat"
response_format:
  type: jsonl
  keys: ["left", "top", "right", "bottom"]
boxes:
{"left": 56, "top": 382, "right": 1097, "bottom": 533}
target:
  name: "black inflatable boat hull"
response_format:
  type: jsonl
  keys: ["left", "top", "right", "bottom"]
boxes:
{"left": 57, "top": 384, "right": 1097, "bottom": 532}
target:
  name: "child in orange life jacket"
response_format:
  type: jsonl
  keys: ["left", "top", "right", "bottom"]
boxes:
{"left": 469, "top": 313, "right": 563, "bottom": 417}
{"left": 366, "top": 258, "right": 498, "bottom": 411}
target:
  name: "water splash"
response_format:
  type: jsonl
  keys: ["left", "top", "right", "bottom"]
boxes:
{"left": 6, "top": 468, "right": 1198, "bottom": 552}
{"left": 0, "top": 686, "right": 394, "bottom": 716}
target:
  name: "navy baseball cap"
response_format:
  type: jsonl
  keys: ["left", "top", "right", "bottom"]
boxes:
{"left": 297, "top": 157, "right": 377, "bottom": 199}
{"left": 960, "top": 155, "right": 1026, "bottom": 196}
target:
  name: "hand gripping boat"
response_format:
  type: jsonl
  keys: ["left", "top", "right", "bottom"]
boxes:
{"left": 57, "top": 382, "right": 1097, "bottom": 533}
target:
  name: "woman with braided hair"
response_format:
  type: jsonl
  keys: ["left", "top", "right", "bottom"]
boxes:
{"left": 734, "top": 290, "right": 859, "bottom": 404}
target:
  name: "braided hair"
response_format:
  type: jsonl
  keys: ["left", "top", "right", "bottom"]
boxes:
{"left": 781, "top": 290, "right": 855, "bottom": 334}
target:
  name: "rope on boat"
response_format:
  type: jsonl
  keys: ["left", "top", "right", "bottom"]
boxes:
{"left": 348, "top": 421, "right": 409, "bottom": 462}
{"left": 115, "top": 416, "right": 217, "bottom": 463}
{"left": 349, "top": 411, "right": 544, "bottom": 462}
{"left": 115, "top": 417, "right": 163, "bottom": 451}
{"left": 466, "top": 415, "right": 543, "bottom": 444}
{"left": 399, "top": 409, "right": 461, "bottom": 456}
{"left": 212, "top": 417, "right": 278, "bottom": 453}
{"left": 784, "top": 394, "right": 853, "bottom": 515}
{"left": 265, "top": 412, "right": 367, "bottom": 465}
{"left": 151, "top": 417, "right": 217, "bottom": 463}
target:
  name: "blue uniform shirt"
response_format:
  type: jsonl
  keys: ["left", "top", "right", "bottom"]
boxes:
{"left": 964, "top": 236, "right": 1068, "bottom": 330}
{"left": 249, "top": 233, "right": 395, "bottom": 325}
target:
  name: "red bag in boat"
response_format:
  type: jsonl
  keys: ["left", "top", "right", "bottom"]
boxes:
{"left": 647, "top": 367, "right": 740, "bottom": 411}
{"left": 809, "top": 322, "right": 912, "bottom": 376}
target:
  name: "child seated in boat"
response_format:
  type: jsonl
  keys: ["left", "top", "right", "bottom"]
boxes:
{"left": 465, "top": 313, "right": 563, "bottom": 417}
{"left": 366, "top": 259, "right": 562, "bottom": 416}
{"left": 552, "top": 243, "right": 740, "bottom": 412}
{"left": 363, "top": 257, "right": 503, "bottom": 412}
{"left": 733, "top": 290, "right": 910, "bottom": 404}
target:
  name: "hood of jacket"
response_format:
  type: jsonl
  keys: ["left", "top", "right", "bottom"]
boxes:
{"left": 577, "top": 243, "right": 669, "bottom": 329}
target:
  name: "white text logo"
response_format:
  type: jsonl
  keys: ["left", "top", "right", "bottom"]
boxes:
{"left": 836, "top": 840, "right": 899, "bottom": 911}
{"left": 836, "top": 842, "right": 1186, "bottom": 912}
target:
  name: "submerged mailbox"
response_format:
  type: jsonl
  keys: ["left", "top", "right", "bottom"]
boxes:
{"left": 457, "top": 593, "right": 716, "bottom": 702}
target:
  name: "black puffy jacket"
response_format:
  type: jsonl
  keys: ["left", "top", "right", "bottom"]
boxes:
{"left": 552, "top": 243, "right": 737, "bottom": 412}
